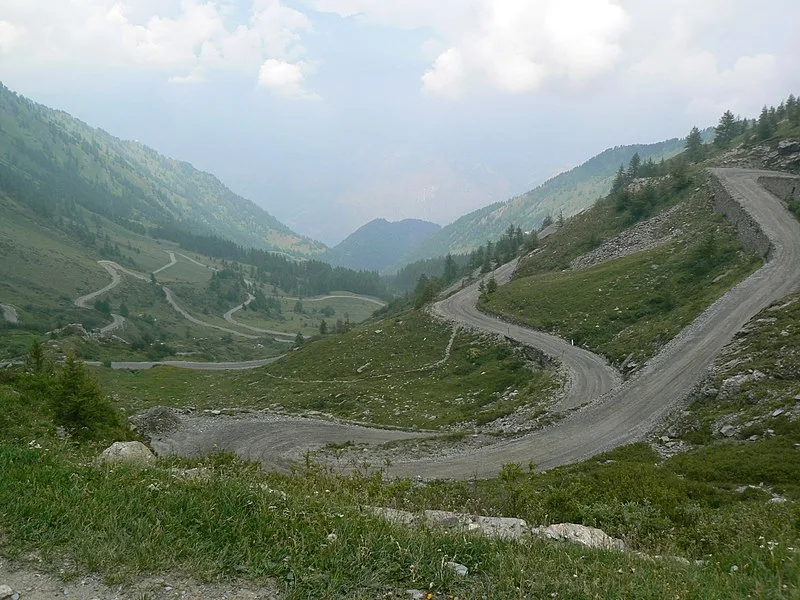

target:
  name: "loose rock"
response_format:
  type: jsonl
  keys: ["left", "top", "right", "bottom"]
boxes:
{"left": 97, "top": 441, "right": 156, "bottom": 465}
{"left": 531, "top": 523, "right": 626, "bottom": 551}
{"left": 446, "top": 562, "right": 468, "bottom": 577}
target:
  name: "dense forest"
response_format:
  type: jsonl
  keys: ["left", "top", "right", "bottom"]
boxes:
{"left": 153, "top": 225, "right": 388, "bottom": 300}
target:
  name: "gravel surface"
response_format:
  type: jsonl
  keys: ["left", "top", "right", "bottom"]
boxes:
{"left": 0, "top": 557, "right": 279, "bottom": 600}
{"left": 147, "top": 169, "right": 800, "bottom": 480}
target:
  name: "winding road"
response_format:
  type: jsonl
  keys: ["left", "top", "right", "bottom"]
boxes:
{"left": 153, "top": 168, "right": 800, "bottom": 477}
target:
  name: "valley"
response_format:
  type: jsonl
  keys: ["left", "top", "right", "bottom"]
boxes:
{"left": 2, "top": 82, "right": 800, "bottom": 599}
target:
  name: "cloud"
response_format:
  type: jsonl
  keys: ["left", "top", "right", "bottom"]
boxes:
{"left": 258, "top": 59, "right": 319, "bottom": 99}
{"left": 627, "top": 2, "right": 789, "bottom": 120}
{"left": 312, "top": 0, "right": 630, "bottom": 97}
{"left": 0, "top": 20, "right": 23, "bottom": 54}
{"left": 0, "top": 0, "right": 316, "bottom": 97}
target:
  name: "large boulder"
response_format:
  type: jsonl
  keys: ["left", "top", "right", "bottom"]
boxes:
{"left": 97, "top": 441, "right": 156, "bottom": 466}
{"left": 531, "top": 523, "right": 625, "bottom": 551}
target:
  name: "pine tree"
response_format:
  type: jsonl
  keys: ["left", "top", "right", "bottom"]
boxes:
{"left": 319, "top": 319, "right": 328, "bottom": 335}
{"left": 443, "top": 253, "right": 458, "bottom": 283}
{"left": 611, "top": 164, "right": 626, "bottom": 193}
{"left": 714, "top": 110, "right": 737, "bottom": 147}
{"left": 757, "top": 106, "right": 776, "bottom": 140}
{"left": 628, "top": 153, "right": 642, "bottom": 179}
{"left": 685, "top": 126, "right": 704, "bottom": 162}
{"left": 481, "top": 242, "right": 493, "bottom": 274}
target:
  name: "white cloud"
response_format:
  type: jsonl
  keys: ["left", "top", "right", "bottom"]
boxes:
{"left": 258, "top": 58, "right": 319, "bottom": 99}
{"left": 0, "top": 0, "right": 316, "bottom": 97}
{"left": 627, "top": 3, "right": 788, "bottom": 120}
{"left": 311, "top": 0, "right": 630, "bottom": 97}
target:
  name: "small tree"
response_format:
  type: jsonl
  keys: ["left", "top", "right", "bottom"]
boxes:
{"left": 319, "top": 319, "right": 328, "bottom": 335}
{"left": 294, "top": 332, "right": 304, "bottom": 347}
{"left": 486, "top": 277, "right": 498, "bottom": 294}
{"left": 714, "top": 110, "right": 737, "bottom": 148}
{"left": 25, "top": 339, "right": 50, "bottom": 375}
{"left": 684, "top": 126, "right": 704, "bottom": 162}
{"left": 52, "top": 355, "right": 128, "bottom": 440}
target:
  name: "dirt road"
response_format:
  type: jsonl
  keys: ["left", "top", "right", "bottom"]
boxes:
{"left": 383, "top": 168, "right": 800, "bottom": 478}
{"left": 431, "top": 260, "right": 621, "bottom": 412}
{"left": 144, "top": 169, "right": 800, "bottom": 478}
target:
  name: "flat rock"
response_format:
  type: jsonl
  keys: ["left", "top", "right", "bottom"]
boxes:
{"left": 0, "top": 584, "right": 13, "bottom": 600}
{"left": 97, "top": 441, "right": 156, "bottom": 465}
{"left": 367, "top": 507, "right": 529, "bottom": 540}
{"left": 531, "top": 523, "right": 625, "bottom": 551}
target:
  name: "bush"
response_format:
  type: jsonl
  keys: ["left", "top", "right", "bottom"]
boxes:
{"left": 51, "top": 355, "right": 130, "bottom": 441}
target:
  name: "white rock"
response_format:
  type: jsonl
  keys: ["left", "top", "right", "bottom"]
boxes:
{"left": 0, "top": 585, "right": 13, "bottom": 600}
{"left": 97, "top": 441, "right": 155, "bottom": 465}
{"left": 446, "top": 561, "right": 468, "bottom": 577}
{"left": 720, "top": 425, "right": 737, "bottom": 438}
{"left": 531, "top": 523, "right": 626, "bottom": 551}
{"left": 772, "top": 408, "right": 785, "bottom": 417}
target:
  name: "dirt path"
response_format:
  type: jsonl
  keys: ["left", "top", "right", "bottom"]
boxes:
{"left": 381, "top": 168, "right": 800, "bottom": 478}
{"left": 222, "top": 293, "right": 295, "bottom": 339}
{"left": 0, "top": 557, "right": 279, "bottom": 600}
{"left": 153, "top": 169, "right": 800, "bottom": 478}
{"left": 152, "top": 250, "right": 177, "bottom": 274}
{"left": 150, "top": 412, "right": 426, "bottom": 473}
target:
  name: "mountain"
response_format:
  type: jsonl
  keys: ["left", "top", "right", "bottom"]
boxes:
{"left": 0, "top": 83, "right": 325, "bottom": 257}
{"left": 403, "top": 135, "right": 704, "bottom": 263}
{"left": 323, "top": 218, "right": 441, "bottom": 273}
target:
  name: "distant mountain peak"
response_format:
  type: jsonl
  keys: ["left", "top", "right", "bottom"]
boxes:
{"left": 324, "top": 218, "right": 441, "bottom": 273}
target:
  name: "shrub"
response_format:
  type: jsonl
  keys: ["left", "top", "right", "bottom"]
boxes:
{"left": 51, "top": 355, "right": 130, "bottom": 441}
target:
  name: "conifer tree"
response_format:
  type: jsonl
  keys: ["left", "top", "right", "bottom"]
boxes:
{"left": 685, "top": 126, "right": 704, "bottom": 162}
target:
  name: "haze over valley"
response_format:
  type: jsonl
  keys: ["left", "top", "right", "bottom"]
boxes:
{"left": 1, "top": 2, "right": 800, "bottom": 598}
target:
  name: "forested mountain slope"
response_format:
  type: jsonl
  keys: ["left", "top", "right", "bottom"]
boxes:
{"left": 404, "top": 135, "right": 707, "bottom": 263}
{"left": 0, "top": 83, "right": 325, "bottom": 257}
{"left": 324, "top": 218, "right": 440, "bottom": 272}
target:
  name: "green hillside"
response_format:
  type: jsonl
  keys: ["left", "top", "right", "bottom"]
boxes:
{"left": 0, "top": 83, "right": 325, "bottom": 257}
{"left": 324, "top": 218, "right": 440, "bottom": 273}
{"left": 404, "top": 135, "right": 703, "bottom": 263}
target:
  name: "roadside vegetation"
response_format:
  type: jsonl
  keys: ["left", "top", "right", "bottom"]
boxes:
{"left": 480, "top": 172, "right": 761, "bottom": 366}
{"left": 97, "top": 310, "right": 556, "bottom": 430}
{"left": 0, "top": 342, "right": 797, "bottom": 598}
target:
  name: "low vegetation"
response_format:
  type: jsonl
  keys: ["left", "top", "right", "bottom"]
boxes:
{"left": 480, "top": 176, "right": 761, "bottom": 366}
{"left": 97, "top": 310, "right": 556, "bottom": 429}
{"left": 0, "top": 355, "right": 796, "bottom": 598}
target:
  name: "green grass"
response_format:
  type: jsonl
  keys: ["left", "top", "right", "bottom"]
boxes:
{"left": 0, "top": 442, "right": 796, "bottom": 599}
{"left": 234, "top": 293, "right": 382, "bottom": 338}
{"left": 1, "top": 361, "right": 797, "bottom": 598}
{"left": 671, "top": 292, "right": 800, "bottom": 447}
{"left": 481, "top": 179, "right": 761, "bottom": 366}
{"left": 97, "top": 310, "right": 556, "bottom": 430}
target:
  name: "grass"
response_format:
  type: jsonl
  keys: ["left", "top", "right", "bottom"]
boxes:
{"left": 96, "top": 310, "right": 557, "bottom": 430}
{"left": 670, "top": 291, "right": 800, "bottom": 448}
{"left": 481, "top": 178, "right": 761, "bottom": 366}
{"left": 0, "top": 439, "right": 796, "bottom": 598}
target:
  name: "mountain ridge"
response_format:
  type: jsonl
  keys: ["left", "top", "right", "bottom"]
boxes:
{"left": 323, "top": 217, "right": 441, "bottom": 273}
{"left": 401, "top": 134, "right": 709, "bottom": 264}
{"left": 0, "top": 82, "right": 325, "bottom": 257}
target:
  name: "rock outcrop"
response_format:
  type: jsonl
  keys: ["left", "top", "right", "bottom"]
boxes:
{"left": 97, "top": 441, "right": 156, "bottom": 466}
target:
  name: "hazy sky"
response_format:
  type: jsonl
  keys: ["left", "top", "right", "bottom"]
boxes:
{"left": 1, "top": 0, "right": 799, "bottom": 244}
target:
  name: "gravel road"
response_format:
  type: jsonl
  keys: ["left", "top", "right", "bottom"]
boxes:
{"left": 150, "top": 412, "right": 426, "bottom": 472}
{"left": 142, "top": 169, "right": 800, "bottom": 478}
{"left": 383, "top": 168, "right": 800, "bottom": 478}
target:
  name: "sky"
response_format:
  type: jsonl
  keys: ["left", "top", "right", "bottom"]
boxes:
{"left": 1, "top": 0, "right": 799, "bottom": 245}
